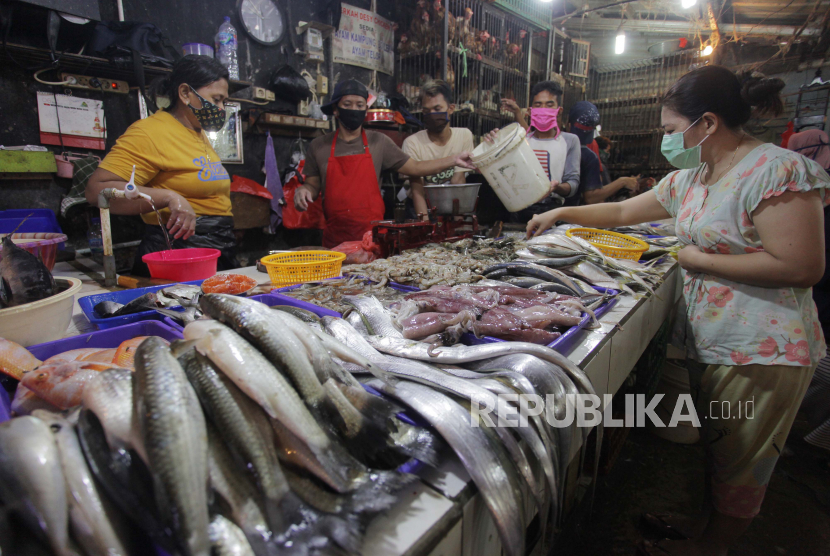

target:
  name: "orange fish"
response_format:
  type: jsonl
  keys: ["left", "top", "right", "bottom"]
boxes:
{"left": 0, "top": 337, "right": 41, "bottom": 380}
{"left": 80, "top": 348, "right": 119, "bottom": 364}
{"left": 113, "top": 336, "right": 164, "bottom": 369}
{"left": 43, "top": 348, "right": 108, "bottom": 365}
{"left": 9, "top": 384, "right": 60, "bottom": 416}
{"left": 21, "top": 361, "right": 123, "bottom": 409}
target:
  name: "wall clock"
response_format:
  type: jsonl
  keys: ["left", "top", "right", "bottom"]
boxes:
{"left": 238, "top": 0, "right": 286, "bottom": 46}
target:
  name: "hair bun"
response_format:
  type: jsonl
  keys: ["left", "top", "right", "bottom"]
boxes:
{"left": 737, "top": 70, "right": 785, "bottom": 116}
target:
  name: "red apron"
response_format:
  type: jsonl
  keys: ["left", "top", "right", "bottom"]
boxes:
{"left": 322, "top": 130, "right": 386, "bottom": 248}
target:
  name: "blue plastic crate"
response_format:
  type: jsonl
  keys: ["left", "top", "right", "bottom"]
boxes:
{"left": 78, "top": 280, "right": 204, "bottom": 330}
{"left": 0, "top": 209, "right": 62, "bottom": 234}
{"left": 0, "top": 321, "right": 183, "bottom": 423}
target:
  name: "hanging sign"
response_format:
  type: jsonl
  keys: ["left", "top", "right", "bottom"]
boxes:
{"left": 37, "top": 92, "right": 106, "bottom": 150}
{"left": 333, "top": 4, "right": 394, "bottom": 75}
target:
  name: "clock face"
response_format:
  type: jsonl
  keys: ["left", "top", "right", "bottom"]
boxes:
{"left": 239, "top": 0, "right": 285, "bottom": 45}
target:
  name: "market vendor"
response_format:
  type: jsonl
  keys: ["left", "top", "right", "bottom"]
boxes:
{"left": 86, "top": 55, "right": 236, "bottom": 276}
{"left": 401, "top": 80, "right": 475, "bottom": 220}
{"left": 293, "top": 79, "right": 476, "bottom": 248}
{"left": 527, "top": 65, "right": 829, "bottom": 556}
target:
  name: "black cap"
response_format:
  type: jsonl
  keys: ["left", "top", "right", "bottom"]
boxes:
{"left": 321, "top": 79, "right": 369, "bottom": 116}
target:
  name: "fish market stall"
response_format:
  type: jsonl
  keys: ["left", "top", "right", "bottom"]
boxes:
{"left": 0, "top": 234, "right": 680, "bottom": 556}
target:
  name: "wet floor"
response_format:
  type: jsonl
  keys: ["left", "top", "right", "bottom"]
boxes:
{"left": 563, "top": 415, "right": 830, "bottom": 555}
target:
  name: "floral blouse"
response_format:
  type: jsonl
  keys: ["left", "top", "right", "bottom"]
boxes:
{"left": 655, "top": 143, "right": 830, "bottom": 367}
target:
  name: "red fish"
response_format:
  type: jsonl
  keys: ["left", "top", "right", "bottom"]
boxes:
{"left": 21, "top": 361, "right": 123, "bottom": 409}
{"left": 0, "top": 337, "right": 41, "bottom": 380}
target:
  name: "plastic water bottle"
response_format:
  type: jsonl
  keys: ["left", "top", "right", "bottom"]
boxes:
{"left": 87, "top": 217, "right": 103, "bottom": 256}
{"left": 215, "top": 17, "right": 239, "bottom": 80}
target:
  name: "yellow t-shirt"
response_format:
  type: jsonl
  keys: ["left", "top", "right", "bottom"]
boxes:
{"left": 98, "top": 110, "right": 232, "bottom": 226}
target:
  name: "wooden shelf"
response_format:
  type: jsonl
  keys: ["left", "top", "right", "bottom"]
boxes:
{"left": 248, "top": 112, "right": 330, "bottom": 137}
{"left": 3, "top": 43, "right": 252, "bottom": 93}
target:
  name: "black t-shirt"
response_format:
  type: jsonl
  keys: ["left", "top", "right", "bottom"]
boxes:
{"left": 568, "top": 146, "right": 602, "bottom": 206}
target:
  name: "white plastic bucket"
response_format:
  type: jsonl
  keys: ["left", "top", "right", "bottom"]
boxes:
{"left": 471, "top": 123, "right": 550, "bottom": 212}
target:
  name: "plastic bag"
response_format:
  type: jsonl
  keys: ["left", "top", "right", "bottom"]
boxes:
{"left": 231, "top": 175, "right": 273, "bottom": 199}
{"left": 268, "top": 65, "right": 312, "bottom": 104}
{"left": 331, "top": 231, "right": 381, "bottom": 265}
{"left": 282, "top": 160, "right": 325, "bottom": 230}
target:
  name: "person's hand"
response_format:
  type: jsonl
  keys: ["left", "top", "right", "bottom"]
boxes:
{"left": 482, "top": 129, "right": 500, "bottom": 144}
{"left": 548, "top": 180, "right": 560, "bottom": 196}
{"left": 500, "top": 99, "right": 520, "bottom": 113}
{"left": 526, "top": 209, "right": 562, "bottom": 239}
{"left": 294, "top": 186, "right": 315, "bottom": 212}
{"left": 677, "top": 245, "right": 707, "bottom": 272}
{"left": 165, "top": 193, "right": 197, "bottom": 240}
{"left": 454, "top": 152, "right": 476, "bottom": 170}
{"left": 617, "top": 176, "right": 639, "bottom": 192}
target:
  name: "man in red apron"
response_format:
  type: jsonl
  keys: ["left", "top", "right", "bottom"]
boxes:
{"left": 294, "top": 79, "right": 476, "bottom": 248}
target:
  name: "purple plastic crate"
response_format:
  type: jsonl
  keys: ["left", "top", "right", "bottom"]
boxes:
{"left": 460, "top": 287, "right": 619, "bottom": 355}
{"left": 0, "top": 322, "right": 183, "bottom": 423}
{"left": 77, "top": 280, "right": 204, "bottom": 330}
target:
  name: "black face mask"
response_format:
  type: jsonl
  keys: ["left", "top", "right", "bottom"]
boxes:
{"left": 336, "top": 108, "right": 366, "bottom": 131}
{"left": 423, "top": 112, "right": 449, "bottom": 133}
{"left": 187, "top": 85, "right": 226, "bottom": 132}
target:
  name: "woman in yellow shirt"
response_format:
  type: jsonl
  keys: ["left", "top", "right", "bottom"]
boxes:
{"left": 86, "top": 55, "right": 236, "bottom": 276}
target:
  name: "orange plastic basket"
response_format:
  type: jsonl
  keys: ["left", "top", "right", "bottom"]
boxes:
{"left": 566, "top": 228, "right": 649, "bottom": 260}
{"left": 260, "top": 251, "right": 346, "bottom": 287}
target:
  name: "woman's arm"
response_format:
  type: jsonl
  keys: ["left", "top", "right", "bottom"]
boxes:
{"left": 86, "top": 168, "right": 197, "bottom": 240}
{"left": 526, "top": 190, "right": 671, "bottom": 237}
{"left": 679, "top": 190, "right": 825, "bottom": 288}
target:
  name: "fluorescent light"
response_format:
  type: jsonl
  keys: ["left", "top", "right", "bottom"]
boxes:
{"left": 701, "top": 44, "right": 713, "bottom": 56}
{"left": 681, "top": 0, "right": 697, "bottom": 8}
{"left": 539, "top": 0, "right": 554, "bottom": 3}
{"left": 615, "top": 33, "right": 625, "bottom": 54}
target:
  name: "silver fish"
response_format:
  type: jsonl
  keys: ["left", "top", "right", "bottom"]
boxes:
{"left": 208, "top": 515, "right": 255, "bottom": 556}
{"left": 344, "top": 295, "right": 403, "bottom": 338}
{"left": 35, "top": 411, "right": 131, "bottom": 556}
{"left": 564, "top": 261, "right": 623, "bottom": 290}
{"left": 0, "top": 415, "right": 75, "bottom": 556}
{"left": 366, "top": 380, "right": 527, "bottom": 556}
{"left": 133, "top": 336, "right": 209, "bottom": 556}
{"left": 81, "top": 369, "right": 147, "bottom": 463}
{"left": 345, "top": 310, "right": 370, "bottom": 335}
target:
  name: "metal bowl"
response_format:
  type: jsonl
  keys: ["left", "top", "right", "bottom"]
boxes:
{"left": 424, "top": 183, "right": 481, "bottom": 215}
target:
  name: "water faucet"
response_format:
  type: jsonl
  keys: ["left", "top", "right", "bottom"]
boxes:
{"left": 97, "top": 165, "right": 151, "bottom": 286}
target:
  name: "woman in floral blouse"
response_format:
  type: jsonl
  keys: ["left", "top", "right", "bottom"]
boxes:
{"left": 527, "top": 65, "right": 829, "bottom": 556}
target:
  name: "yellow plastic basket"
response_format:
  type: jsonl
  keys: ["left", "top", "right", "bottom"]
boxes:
{"left": 566, "top": 228, "right": 649, "bottom": 260}
{"left": 260, "top": 251, "right": 347, "bottom": 287}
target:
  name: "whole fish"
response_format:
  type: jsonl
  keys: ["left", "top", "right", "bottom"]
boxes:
{"left": 510, "top": 264, "right": 588, "bottom": 296}
{"left": 530, "top": 255, "right": 589, "bottom": 269}
{"left": 0, "top": 234, "right": 55, "bottom": 307}
{"left": 35, "top": 411, "right": 131, "bottom": 556}
{"left": 345, "top": 310, "right": 370, "bottom": 335}
{"left": 0, "top": 336, "right": 41, "bottom": 379}
{"left": 527, "top": 244, "right": 581, "bottom": 258}
{"left": 481, "top": 261, "right": 529, "bottom": 274}
{"left": 0, "top": 415, "right": 74, "bottom": 555}
{"left": 344, "top": 295, "right": 403, "bottom": 338}
{"left": 529, "top": 282, "right": 581, "bottom": 296}
{"left": 82, "top": 369, "right": 147, "bottom": 463}
{"left": 21, "top": 361, "right": 107, "bottom": 409}
{"left": 208, "top": 515, "right": 255, "bottom": 556}
{"left": 564, "top": 260, "right": 622, "bottom": 290}
{"left": 179, "top": 349, "right": 289, "bottom": 529}
{"left": 109, "top": 292, "right": 159, "bottom": 318}
{"left": 133, "top": 336, "right": 210, "bottom": 556}
{"left": 366, "top": 380, "right": 527, "bottom": 556}
{"left": 503, "top": 277, "right": 547, "bottom": 288}
{"left": 484, "top": 268, "right": 511, "bottom": 280}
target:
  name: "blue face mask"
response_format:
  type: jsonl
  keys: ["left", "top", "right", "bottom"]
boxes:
{"left": 661, "top": 117, "right": 709, "bottom": 169}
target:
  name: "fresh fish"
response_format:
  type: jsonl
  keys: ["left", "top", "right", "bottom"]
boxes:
{"left": 530, "top": 255, "right": 589, "bottom": 268}
{"left": 156, "top": 306, "right": 202, "bottom": 326}
{"left": 35, "top": 411, "right": 131, "bottom": 556}
{"left": 563, "top": 260, "right": 622, "bottom": 289}
{"left": 345, "top": 310, "right": 370, "bottom": 335}
{"left": 0, "top": 416, "right": 74, "bottom": 555}
{"left": 179, "top": 349, "right": 289, "bottom": 529}
{"left": 503, "top": 277, "right": 547, "bottom": 288}
{"left": 527, "top": 244, "right": 581, "bottom": 258}
{"left": 0, "top": 336, "right": 41, "bottom": 379}
{"left": 484, "top": 268, "right": 510, "bottom": 279}
{"left": 42, "top": 348, "right": 107, "bottom": 365}
{"left": 529, "top": 282, "right": 581, "bottom": 296}
{"left": 10, "top": 383, "right": 61, "bottom": 415}
{"left": 481, "top": 261, "right": 529, "bottom": 274}
{"left": 77, "top": 409, "right": 175, "bottom": 552}
{"left": 93, "top": 301, "right": 124, "bottom": 318}
{"left": 271, "top": 305, "right": 321, "bottom": 324}
{"left": 21, "top": 361, "right": 105, "bottom": 409}
{"left": 133, "top": 336, "right": 209, "bottom": 556}
{"left": 0, "top": 234, "right": 55, "bottom": 307}
{"left": 510, "top": 264, "right": 588, "bottom": 296}
{"left": 208, "top": 515, "right": 255, "bottom": 556}
{"left": 204, "top": 423, "right": 273, "bottom": 554}
{"left": 113, "top": 336, "right": 155, "bottom": 369}
{"left": 569, "top": 277, "right": 601, "bottom": 295}
{"left": 109, "top": 292, "right": 158, "bottom": 318}
{"left": 365, "top": 380, "right": 527, "bottom": 556}
{"left": 162, "top": 284, "right": 202, "bottom": 305}
{"left": 82, "top": 369, "right": 147, "bottom": 463}
{"left": 344, "top": 295, "right": 403, "bottom": 338}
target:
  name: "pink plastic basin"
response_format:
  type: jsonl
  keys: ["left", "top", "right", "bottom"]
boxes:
{"left": 142, "top": 248, "right": 220, "bottom": 281}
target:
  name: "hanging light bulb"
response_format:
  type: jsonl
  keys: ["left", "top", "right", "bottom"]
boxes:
{"left": 615, "top": 33, "right": 626, "bottom": 55}
{"left": 701, "top": 44, "right": 714, "bottom": 56}
{"left": 681, "top": 0, "right": 697, "bottom": 8}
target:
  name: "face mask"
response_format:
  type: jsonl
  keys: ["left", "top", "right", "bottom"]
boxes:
{"left": 336, "top": 108, "right": 367, "bottom": 131}
{"left": 661, "top": 117, "right": 709, "bottom": 169}
{"left": 423, "top": 112, "right": 449, "bottom": 133}
{"left": 187, "top": 86, "right": 226, "bottom": 132}
{"left": 530, "top": 107, "right": 560, "bottom": 137}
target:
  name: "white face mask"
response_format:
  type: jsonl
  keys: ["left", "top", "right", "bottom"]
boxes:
{"left": 661, "top": 117, "right": 709, "bottom": 169}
